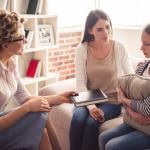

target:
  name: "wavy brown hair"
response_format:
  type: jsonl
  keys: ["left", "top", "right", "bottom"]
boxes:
{"left": 0, "top": 10, "right": 25, "bottom": 48}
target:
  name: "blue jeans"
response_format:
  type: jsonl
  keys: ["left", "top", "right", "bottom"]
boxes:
{"left": 0, "top": 112, "right": 48, "bottom": 150}
{"left": 69, "top": 103, "right": 121, "bottom": 150}
{"left": 99, "top": 123, "right": 150, "bottom": 150}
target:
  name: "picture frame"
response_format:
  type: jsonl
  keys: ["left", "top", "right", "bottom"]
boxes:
{"left": 37, "top": 25, "right": 54, "bottom": 46}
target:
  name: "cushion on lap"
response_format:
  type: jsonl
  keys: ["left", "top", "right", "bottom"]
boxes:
{"left": 119, "top": 74, "right": 150, "bottom": 135}
{"left": 119, "top": 74, "right": 150, "bottom": 100}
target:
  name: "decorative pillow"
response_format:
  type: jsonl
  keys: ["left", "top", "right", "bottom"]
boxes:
{"left": 118, "top": 74, "right": 150, "bottom": 100}
{"left": 119, "top": 74, "right": 150, "bottom": 135}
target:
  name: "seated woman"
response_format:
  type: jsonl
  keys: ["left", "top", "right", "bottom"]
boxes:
{"left": 0, "top": 10, "right": 76, "bottom": 150}
{"left": 99, "top": 24, "right": 150, "bottom": 150}
{"left": 69, "top": 9, "right": 133, "bottom": 150}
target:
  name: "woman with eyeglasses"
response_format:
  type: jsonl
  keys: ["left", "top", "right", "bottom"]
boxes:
{"left": 0, "top": 10, "right": 76, "bottom": 150}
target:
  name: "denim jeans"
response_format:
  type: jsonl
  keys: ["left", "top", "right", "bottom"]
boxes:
{"left": 69, "top": 103, "right": 121, "bottom": 150}
{"left": 99, "top": 123, "right": 150, "bottom": 150}
{"left": 0, "top": 112, "right": 48, "bottom": 150}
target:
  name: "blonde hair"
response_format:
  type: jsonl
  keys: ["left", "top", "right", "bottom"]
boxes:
{"left": 0, "top": 10, "right": 25, "bottom": 48}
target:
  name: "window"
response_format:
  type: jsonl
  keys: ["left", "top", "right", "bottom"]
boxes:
{"left": 48, "top": 0, "right": 96, "bottom": 28}
{"left": 99, "top": 0, "right": 150, "bottom": 26}
{"left": 48, "top": 0, "right": 150, "bottom": 28}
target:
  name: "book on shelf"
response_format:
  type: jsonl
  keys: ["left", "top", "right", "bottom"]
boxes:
{"left": 25, "top": 30, "right": 34, "bottom": 48}
{"left": 26, "top": 0, "right": 38, "bottom": 14}
{"left": 36, "top": 0, "right": 44, "bottom": 14}
{"left": 0, "top": 0, "right": 8, "bottom": 10}
{"left": 26, "top": 59, "right": 41, "bottom": 78}
{"left": 25, "top": 29, "right": 29, "bottom": 38}
{"left": 70, "top": 89, "right": 108, "bottom": 107}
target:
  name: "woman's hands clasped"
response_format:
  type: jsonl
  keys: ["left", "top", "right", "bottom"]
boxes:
{"left": 22, "top": 91, "right": 78, "bottom": 113}
{"left": 22, "top": 97, "right": 51, "bottom": 113}
{"left": 117, "top": 87, "right": 131, "bottom": 107}
{"left": 117, "top": 87, "right": 150, "bottom": 125}
{"left": 89, "top": 106, "right": 105, "bottom": 123}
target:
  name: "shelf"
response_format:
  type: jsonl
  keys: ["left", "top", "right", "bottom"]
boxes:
{"left": 22, "top": 77, "right": 37, "bottom": 85}
{"left": 38, "top": 73, "right": 59, "bottom": 82}
{"left": 22, "top": 73, "right": 59, "bottom": 86}
{"left": 10, "top": 0, "right": 58, "bottom": 95}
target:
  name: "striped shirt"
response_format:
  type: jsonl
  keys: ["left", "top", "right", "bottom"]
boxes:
{"left": 131, "top": 60, "right": 150, "bottom": 116}
{"left": 0, "top": 58, "right": 30, "bottom": 112}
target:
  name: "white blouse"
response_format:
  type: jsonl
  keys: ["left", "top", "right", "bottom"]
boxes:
{"left": 0, "top": 59, "right": 30, "bottom": 112}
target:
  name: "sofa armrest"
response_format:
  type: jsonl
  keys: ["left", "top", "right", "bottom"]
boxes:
{"left": 49, "top": 103, "right": 74, "bottom": 150}
{"left": 39, "top": 78, "right": 76, "bottom": 96}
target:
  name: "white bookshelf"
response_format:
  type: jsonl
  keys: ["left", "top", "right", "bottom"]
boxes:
{"left": 9, "top": 0, "right": 59, "bottom": 95}
{"left": 10, "top": 0, "right": 48, "bottom": 15}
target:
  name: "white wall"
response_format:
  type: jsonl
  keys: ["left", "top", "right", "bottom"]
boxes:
{"left": 113, "top": 27, "right": 144, "bottom": 59}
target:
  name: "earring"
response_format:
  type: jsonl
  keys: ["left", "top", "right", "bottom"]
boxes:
{"left": 90, "top": 34, "right": 94, "bottom": 41}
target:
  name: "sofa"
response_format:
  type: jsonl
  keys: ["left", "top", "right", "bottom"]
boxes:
{"left": 39, "top": 78, "right": 123, "bottom": 150}
{"left": 5, "top": 57, "right": 142, "bottom": 150}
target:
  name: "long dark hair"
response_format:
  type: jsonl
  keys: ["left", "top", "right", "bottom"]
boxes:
{"left": 82, "top": 9, "right": 112, "bottom": 43}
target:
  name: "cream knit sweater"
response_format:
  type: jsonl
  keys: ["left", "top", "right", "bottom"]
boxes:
{"left": 75, "top": 41, "right": 134, "bottom": 92}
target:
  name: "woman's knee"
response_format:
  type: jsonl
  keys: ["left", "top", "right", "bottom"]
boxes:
{"left": 86, "top": 116, "right": 99, "bottom": 129}
{"left": 27, "top": 112, "right": 48, "bottom": 122}
{"left": 39, "top": 112, "right": 49, "bottom": 121}
{"left": 99, "top": 131, "right": 110, "bottom": 150}
{"left": 72, "top": 107, "right": 88, "bottom": 123}
{"left": 101, "top": 104, "right": 121, "bottom": 120}
{"left": 105, "top": 138, "right": 120, "bottom": 150}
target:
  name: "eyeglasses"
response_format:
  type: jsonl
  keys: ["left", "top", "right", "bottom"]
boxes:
{"left": 7, "top": 35, "right": 27, "bottom": 43}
